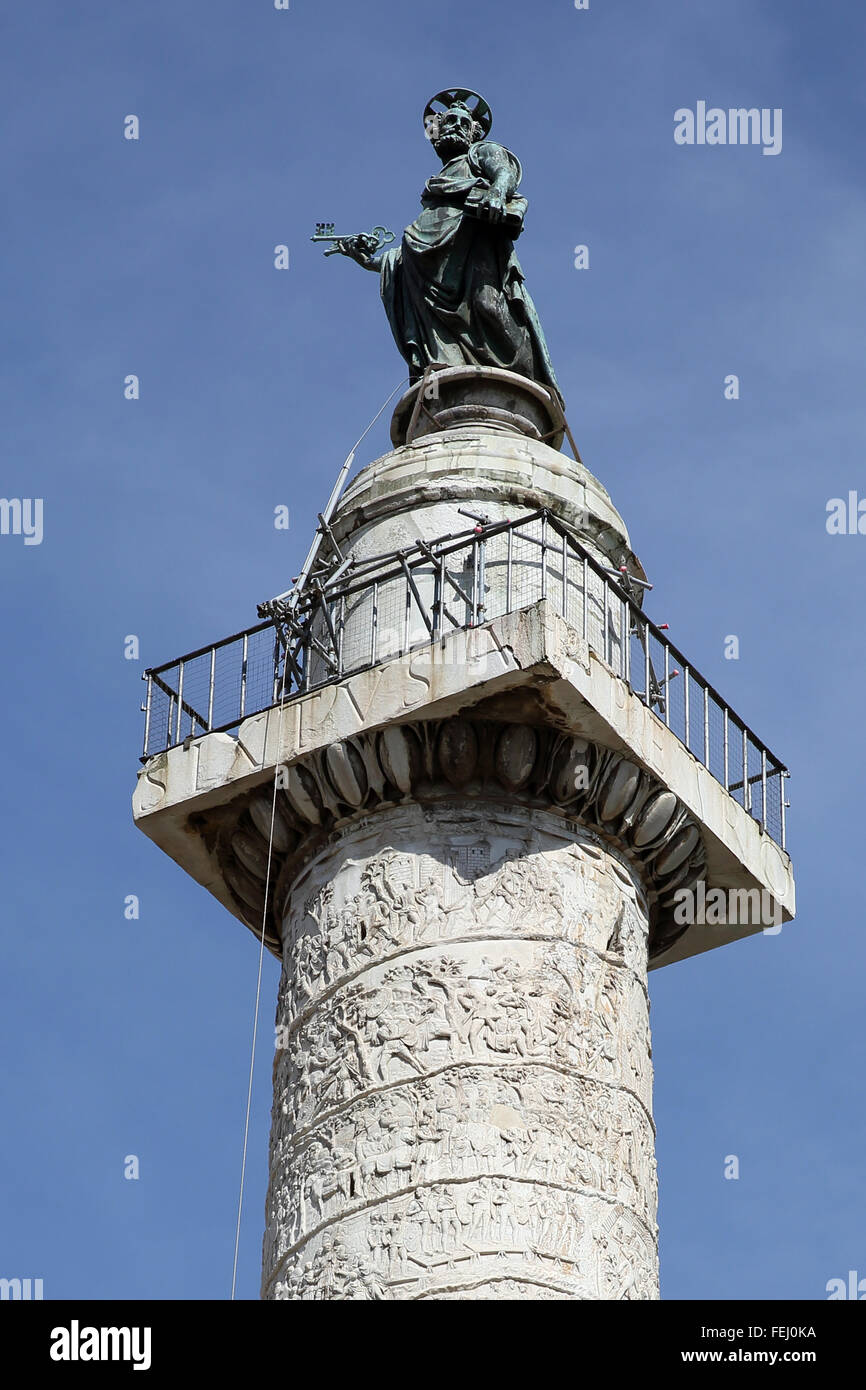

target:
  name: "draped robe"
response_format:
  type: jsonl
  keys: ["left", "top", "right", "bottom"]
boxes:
{"left": 378, "top": 140, "right": 562, "bottom": 401}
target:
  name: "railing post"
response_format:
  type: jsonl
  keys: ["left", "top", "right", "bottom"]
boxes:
{"left": 743, "top": 726, "right": 751, "bottom": 814}
{"left": 684, "top": 666, "right": 690, "bottom": 749}
{"left": 371, "top": 581, "right": 379, "bottom": 666}
{"left": 582, "top": 555, "right": 588, "bottom": 643}
{"left": 626, "top": 607, "right": 633, "bottom": 688}
{"left": 207, "top": 648, "right": 215, "bottom": 730}
{"left": 506, "top": 525, "right": 513, "bottom": 613}
{"left": 723, "top": 708, "right": 729, "bottom": 789}
{"left": 240, "top": 633, "right": 248, "bottom": 718}
{"left": 664, "top": 645, "right": 671, "bottom": 727}
{"left": 338, "top": 595, "right": 346, "bottom": 676}
{"left": 561, "top": 529, "right": 568, "bottom": 624}
{"left": 175, "top": 662, "right": 185, "bottom": 744}
{"left": 540, "top": 514, "right": 548, "bottom": 601}
{"left": 703, "top": 686, "right": 710, "bottom": 769}
{"left": 142, "top": 673, "right": 152, "bottom": 759}
{"left": 434, "top": 555, "right": 444, "bottom": 640}
{"left": 761, "top": 749, "right": 768, "bottom": 832}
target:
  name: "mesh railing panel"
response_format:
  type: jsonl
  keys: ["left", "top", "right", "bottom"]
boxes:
{"left": 141, "top": 512, "right": 788, "bottom": 846}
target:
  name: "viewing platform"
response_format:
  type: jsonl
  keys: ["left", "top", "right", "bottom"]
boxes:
{"left": 139, "top": 506, "right": 789, "bottom": 850}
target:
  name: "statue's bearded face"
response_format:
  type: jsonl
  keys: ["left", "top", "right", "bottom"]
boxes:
{"left": 432, "top": 105, "right": 476, "bottom": 160}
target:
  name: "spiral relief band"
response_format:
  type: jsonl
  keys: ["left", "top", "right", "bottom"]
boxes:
{"left": 264, "top": 798, "right": 659, "bottom": 1300}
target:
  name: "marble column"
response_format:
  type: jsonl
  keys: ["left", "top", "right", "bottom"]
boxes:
{"left": 262, "top": 783, "right": 660, "bottom": 1300}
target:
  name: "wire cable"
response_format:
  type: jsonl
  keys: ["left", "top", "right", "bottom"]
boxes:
{"left": 229, "top": 376, "right": 408, "bottom": 1299}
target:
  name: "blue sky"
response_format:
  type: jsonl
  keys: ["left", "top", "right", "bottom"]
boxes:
{"left": 2, "top": 0, "right": 864, "bottom": 1300}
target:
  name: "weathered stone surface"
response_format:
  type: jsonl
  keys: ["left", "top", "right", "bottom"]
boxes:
{"left": 263, "top": 802, "right": 658, "bottom": 1301}
{"left": 390, "top": 366, "right": 565, "bottom": 449}
{"left": 331, "top": 424, "right": 646, "bottom": 582}
{"left": 495, "top": 723, "right": 537, "bottom": 790}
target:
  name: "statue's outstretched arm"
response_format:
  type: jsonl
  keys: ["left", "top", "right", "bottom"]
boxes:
{"left": 332, "top": 234, "right": 384, "bottom": 273}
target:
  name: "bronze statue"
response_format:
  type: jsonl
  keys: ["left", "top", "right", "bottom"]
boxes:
{"left": 318, "top": 88, "right": 562, "bottom": 400}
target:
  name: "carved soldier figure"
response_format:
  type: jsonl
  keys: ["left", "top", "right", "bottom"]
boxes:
{"left": 377, "top": 1105, "right": 416, "bottom": 1192}
{"left": 462, "top": 1179, "right": 488, "bottom": 1250}
{"left": 597, "top": 1235, "right": 621, "bottom": 1299}
{"left": 317, "top": 1231, "right": 346, "bottom": 1299}
{"left": 403, "top": 1188, "right": 429, "bottom": 1259}
{"left": 434, "top": 1185, "right": 464, "bottom": 1264}
{"left": 371, "top": 991, "right": 434, "bottom": 1079}
{"left": 415, "top": 1094, "right": 443, "bottom": 1179}
{"left": 524, "top": 1124, "right": 555, "bottom": 1181}
{"left": 489, "top": 1178, "right": 512, "bottom": 1247}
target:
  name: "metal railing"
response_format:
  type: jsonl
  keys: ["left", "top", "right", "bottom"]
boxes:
{"left": 140, "top": 510, "right": 789, "bottom": 847}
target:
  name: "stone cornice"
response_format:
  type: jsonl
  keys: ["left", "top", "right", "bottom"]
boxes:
{"left": 201, "top": 717, "right": 707, "bottom": 960}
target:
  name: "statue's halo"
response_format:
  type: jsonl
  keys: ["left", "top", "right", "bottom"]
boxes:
{"left": 423, "top": 88, "right": 493, "bottom": 139}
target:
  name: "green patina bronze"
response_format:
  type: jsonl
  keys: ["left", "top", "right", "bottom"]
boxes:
{"left": 323, "top": 88, "right": 562, "bottom": 400}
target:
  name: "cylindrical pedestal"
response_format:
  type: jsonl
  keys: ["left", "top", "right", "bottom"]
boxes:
{"left": 263, "top": 799, "right": 658, "bottom": 1300}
